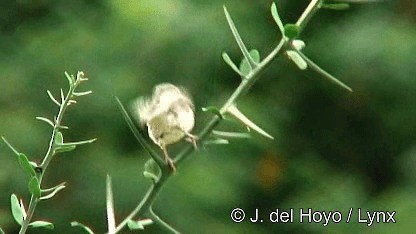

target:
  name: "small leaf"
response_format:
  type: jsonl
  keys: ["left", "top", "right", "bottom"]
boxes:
{"left": 0, "top": 227, "right": 5, "bottom": 234}
{"left": 212, "top": 130, "right": 251, "bottom": 139}
{"left": 127, "top": 219, "right": 144, "bottom": 230}
{"left": 28, "top": 177, "right": 41, "bottom": 198}
{"left": 1, "top": 136, "right": 20, "bottom": 157}
{"left": 127, "top": 219, "right": 154, "bottom": 230}
{"left": 71, "top": 221, "right": 95, "bottom": 234}
{"left": 227, "top": 105, "right": 274, "bottom": 140}
{"left": 60, "top": 89, "right": 65, "bottom": 103}
{"left": 321, "top": 3, "right": 350, "bottom": 10}
{"left": 18, "top": 153, "right": 36, "bottom": 177}
{"left": 40, "top": 182, "right": 66, "bottom": 200}
{"left": 57, "top": 125, "right": 69, "bottom": 130}
{"left": 271, "top": 2, "right": 285, "bottom": 35}
{"left": 29, "top": 221, "right": 54, "bottom": 229}
{"left": 57, "top": 138, "right": 97, "bottom": 147}
{"left": 106, "top": 175, "right": 116, "bottom": 234}
{"left": 250, "top": 49, "right": 260, "bottom": 63}
{"left": 11, "top": 194, "right": 24, "bottom": 225}
{"left": 55, "top": 132, "right": 64, "bottom": 144}
{"left": 284, "top": 24, "right": 299, "bottom": 39}
{"left": 64, "top": 72, "right": 75, "bottom": 87}
{"left": 46, "top": 90, "right": 61, "bottom": 106}
{"left": 222, "top": 52, "right": 243, "bottom": 76}
{"left": 223, "top": 6, "right": 257, "bottom": 69}
{"left": 201, "top": 106, "right": 223, "bottom": 118}
{"left": 73, "top": 90, "right": 92, "bottom": 97}
{"left": 239, "top": 49, "right": 260, "bottom": 76}
{"left": 36, "top": 117, "right": 55, "bottom": 127}
{"left": 286, "top": 50, "right": 308, "bottom": 70}
{"left": 203, "top": 138, "right": 229, "bottom": 145}
{"left": 291, "top": 39, "right": 306, "bottom": 50}
{"left": 77, "top": 71, "right": 88, "bottom": 81}
{"left": 54, "top": 145, "right": 76, "bottom": 153}
{"left": 144, "top": 159, "right": 160, "bottom": 181}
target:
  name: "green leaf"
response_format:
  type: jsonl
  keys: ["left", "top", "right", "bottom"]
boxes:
{"left": 55, "top": 132, "right": 64, "bottom": 144}
{"left": 212, "top": 130, "right": 251, "bottom": 139}
{"left": 321, "top": 3, "right": 350, "bottom": 10}
{"left": 11, "top": 194, "right": 24, "bottom": 225}
{"left": 58, "top": 138, "right": 97, "bottom": 147}
{"left": 54, "top": 145, "right": 77, "bottom": 153}
{"left": 64, "top": 71, "right": 75, "bottom": 87}
{"left": 106, "top": 175, "right": 116, "bottom": 234}
{"left": 18, "top": 153, "right": 36, "bottom": 177}
{"left": 271, "top": 2, "right": 285, "bottom": 35}
{"left": 29, "top": 221, "right": 54, "bottom": 229}
{"left": 36, "top": 117, "right": 55, "bottom": 127}
{"left": 222, "top": 52, "right": 243, "bottom": 76}
{"left": 239, "top": 49, "right": 260, "bottom": 76}
{"left": 226, "top": 105, "right": 274, "bottom": 140}
{"left": 0, "top": 227, "right": 5, "bottom": 234}
{"left": 203, "top": 138, "right": 229, "bottom": 145}
{"left": 73, "top": 90, "right": 92, "bottom": 97}
{"left": 28, "top": 177, "right": 41, "bottom": 198}
{"left": 223, "top": 6, "right": 257, "bottom": 69}
{"left": 127, "top": 219, "right": 144, "bottom": 230}
{"left": 1, "top": 136, "right": 20, "bottom": 157}
{"left": 284, "top": 24, "right": 299, "bottom": 39}
{"left": 286, "top": 50, "right": 308, "bottom": 70}
{"left": 71, "top": 221, "right": 95, "bottom": 234}
{"left": 40, "top": 182, "right": 66, "bottom": 200}
{"left": 291, "top": 39, "right": 306, "bottom": 50}
{"left": 144, "top": 159, "right": 160, "bottom": 181}
{"left": 127, "top": 219, "right": 153, "bottom": 230}
{"left": 201, "top": 106, "right": 223, "bottom": 118}
{"left": 46, "top": 90, "right": 61, "bottom": 106}
{"left": 54, "top": 137, "right": 96, "bottom": 154}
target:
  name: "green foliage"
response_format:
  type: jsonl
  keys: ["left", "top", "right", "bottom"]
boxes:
{"left": 18, "top": 154, "right": 36, "bottom": 177}
{"left": 284, "top": 24, "right": 300, "bottom": 39}
{"left": 28, "top": 221, "right": 54, "bottom": 230}
{"left": 10, "top": 194, "right": 25, "bottom": 225}
{"left": 239, "top": 49, "right": 260, "bottom": 76}
{"left": 28, "top": 177, "right": 41, "bottom": 198}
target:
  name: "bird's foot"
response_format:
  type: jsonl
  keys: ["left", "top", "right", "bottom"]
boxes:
{"left": 161, "top": 146, "right": 176, "bottom": 172}
{"left": 185, "top": 133, "right": 198, "bottom": 150}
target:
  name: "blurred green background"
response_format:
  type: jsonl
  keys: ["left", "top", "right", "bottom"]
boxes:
{"left": 1, "top": 0, "right": 415, "bottom": 233}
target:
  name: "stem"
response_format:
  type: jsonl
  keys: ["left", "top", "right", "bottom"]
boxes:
{"left": 114, "top": 173, "right": 171, "bottom": 233}
{"left": 296, "top": 0, "right": 321, "bottom": 32}
{"left": 114, "top": 1, "right": 323, "bottom": 232}
{"left": 19, "top": 77, "right": 82, "bottom": 234}
{"left": 148, "top": 207, "right": 180, "bottom": 234}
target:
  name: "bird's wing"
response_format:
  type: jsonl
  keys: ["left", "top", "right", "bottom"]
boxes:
{"left": 130, "top": 97, "right": 152, "bottom": 127}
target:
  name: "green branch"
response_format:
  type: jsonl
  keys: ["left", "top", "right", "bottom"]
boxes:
{"left": 113, "top": 1, "right": 324, "bottom": 233}
{"left": 17, "top": 72, "right": 93, "bottom": 234}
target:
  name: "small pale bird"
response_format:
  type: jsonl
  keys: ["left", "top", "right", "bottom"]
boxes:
{"left": 135, "top": 83, "right": 197, "bottom": 171}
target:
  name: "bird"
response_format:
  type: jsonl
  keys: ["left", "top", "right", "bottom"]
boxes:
{"left": 133, "top": 83, "right": 197, "bottom": 171}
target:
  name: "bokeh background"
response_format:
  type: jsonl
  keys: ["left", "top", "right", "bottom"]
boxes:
{"left": 1, "top": 0, "right": 415, "bottom": 233}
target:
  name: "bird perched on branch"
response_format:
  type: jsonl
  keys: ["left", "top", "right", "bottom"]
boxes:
{"left": 134, "top": 83, "right": 197, "bottom": 171}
